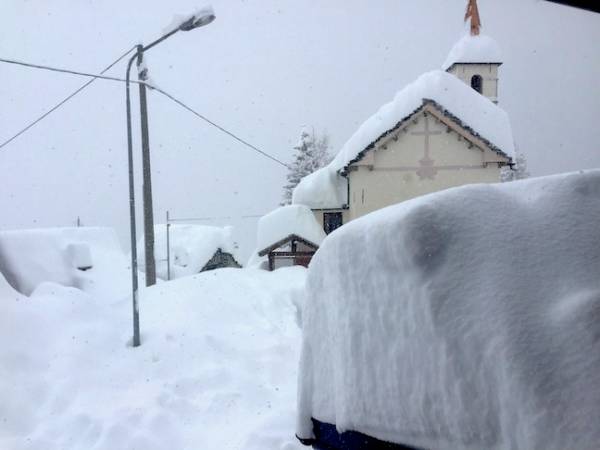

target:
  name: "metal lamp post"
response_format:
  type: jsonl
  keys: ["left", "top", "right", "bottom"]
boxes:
{"left": 125, "top": 9, "right": 215, "bottom": 347}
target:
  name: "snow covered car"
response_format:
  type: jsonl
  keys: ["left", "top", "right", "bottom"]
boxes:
{"left": 296, "top": 170, "right": 600, "bottom": 450}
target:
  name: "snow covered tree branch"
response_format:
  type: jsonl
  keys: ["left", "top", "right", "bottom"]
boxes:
{"left": 281, "top": 127, "right": 331, "bottom": 205}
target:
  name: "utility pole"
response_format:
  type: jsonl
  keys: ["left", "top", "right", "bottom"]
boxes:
{"left": 166, "top": 210, "right": 171, "bottom": 281}
{"left": 125, "top": 53, "right": 141, "bottom": 347}
{"left": 124, "top": 8, "right": 215, "bottom": 347}
{"left": 136, "top": 44, "right": 157, "bottom": 287}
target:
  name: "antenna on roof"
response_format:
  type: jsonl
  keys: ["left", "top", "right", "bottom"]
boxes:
{"left": 464, "top": 0, "right": 482, "bottom": 36}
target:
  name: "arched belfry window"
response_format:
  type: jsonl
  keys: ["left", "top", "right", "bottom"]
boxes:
{"left": 471, "top": 74, "right": 483, "bottom": 94}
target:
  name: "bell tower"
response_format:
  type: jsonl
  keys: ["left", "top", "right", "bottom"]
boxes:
{"left": 443, "top": 0, "right": 502, "bottom": 103}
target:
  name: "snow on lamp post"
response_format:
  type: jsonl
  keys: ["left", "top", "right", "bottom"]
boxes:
{"left": 125, "top": 7, "right": 215, "bottom": 347}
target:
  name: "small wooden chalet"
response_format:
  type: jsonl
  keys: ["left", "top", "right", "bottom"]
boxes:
{"left": 258, "top": 234, "right": 319, "bottom": 271}
{"left": 253, "top": 204, "right": 326, "bottom": 271}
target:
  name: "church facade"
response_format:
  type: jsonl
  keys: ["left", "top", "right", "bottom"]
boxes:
{"left": 293, "top": 0, "right": 515, "bottom": 234}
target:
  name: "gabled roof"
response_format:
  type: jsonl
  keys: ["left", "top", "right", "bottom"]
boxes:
{"left": 293, "top": 70, "right": 515, "bottom": 209}
{"left": 258, "top": 234, "right": 320, "bottom": 257}
{"left": 340, "top": 99, "right": 512, "bottom": 175}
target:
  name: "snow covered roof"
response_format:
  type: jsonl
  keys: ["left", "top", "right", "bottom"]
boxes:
{"left": 291, "top": 167, "right": 347, "bottom": 210}
{"left": 293, "top": 70, "right": 514, "bottom": 209}
{"left": 442, "top": 32, "right": 502, "bottom": 70}
{"left": 297, "top": 169, "right": 600, "bottom": 449}
{"left": 256, "top": 205, "right": 325, "bottom": 253}
{"left": 138, "top": 224, "right": 239, "bottom": 280}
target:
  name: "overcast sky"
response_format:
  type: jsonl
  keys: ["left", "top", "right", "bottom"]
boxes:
{"left": 1, "top": 0, "right": 599, "bottom": 260}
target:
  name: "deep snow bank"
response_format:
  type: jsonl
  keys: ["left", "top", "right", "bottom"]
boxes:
{"left": 0, "top": 227, "right": 132, "bottom": 299}
{"left": 297, "top": 170, "right": 600, "bottom": 449}
{"left": 1, "top": 267, "right": 306, "bottom": 450}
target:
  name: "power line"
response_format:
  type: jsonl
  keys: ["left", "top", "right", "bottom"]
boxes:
{"left": 0, "top": 56, "right": 144, "bottom": 86}
{"left": 0, "top": 47, "right": 136, "bottom": 150}
{"left": 149, "top": 86, "right": 291, "bottom": 169}
{"left": 0, "top": 56, "right": 291, "bottom": 169}
{"left": 167, "top": 214, "right": 265, "bottom": 222}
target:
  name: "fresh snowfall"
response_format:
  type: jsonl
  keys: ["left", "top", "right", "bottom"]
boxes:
{"left": 0, "top": 227, "right": 306, "bottom": 450}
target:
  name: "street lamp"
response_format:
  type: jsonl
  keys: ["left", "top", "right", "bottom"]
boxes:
{"left": 125, "top": 8, "right": 215, "bottom": 347}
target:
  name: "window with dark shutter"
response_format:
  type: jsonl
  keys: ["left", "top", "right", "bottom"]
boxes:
{"left": 323, "top": 212, "right": 343, "bottom": 234}
{"left": 471, "top": 74, "right": 483, "bottom": 94}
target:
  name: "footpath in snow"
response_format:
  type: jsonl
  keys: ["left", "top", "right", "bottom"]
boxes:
{"left": 0, "top": 266, "right": 306, "bottom": 450}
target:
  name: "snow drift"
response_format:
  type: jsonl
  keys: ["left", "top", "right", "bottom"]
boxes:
{"left": 0, "top": 227, "right": 132, "bottom": 299}
{"left": 1, "top": 267, "right": 306, "bottom": 450}
{"left": 297, "top": 170, "right": 600, "bottom": 449}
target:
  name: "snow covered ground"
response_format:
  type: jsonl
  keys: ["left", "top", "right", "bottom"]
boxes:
{"left": 0, "top": 265, "right": 306, "bottom": 450}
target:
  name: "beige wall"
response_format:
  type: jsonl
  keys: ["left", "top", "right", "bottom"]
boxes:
{"left": 447, "top": 63, "right": 500, "bottom": 103}
{"left": 346, "top": 109, "right": 509, "bottom": 221}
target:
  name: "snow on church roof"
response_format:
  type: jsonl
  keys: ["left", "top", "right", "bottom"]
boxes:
{"left": 292, "top": 167, "right": 347, "bottom": 210}
{"left": 293, "top": 70, "right": 515, "bottom": 209}
{"left": 442, "top": 32, "right": 502, "bottom": 70}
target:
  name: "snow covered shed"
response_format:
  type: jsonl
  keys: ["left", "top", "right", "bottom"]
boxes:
{"left": 297, "top": 170, "right": 600, "bottom": 450}
{"left": 255, "top": 205, "right": 326, "bottom": 271}
{"left": 138, "top": 225, "right": 241, "bottom": 280}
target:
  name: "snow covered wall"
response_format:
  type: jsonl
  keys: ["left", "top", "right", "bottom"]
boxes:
{"left": 297, "top": 170, "right": 600, "bottom": 449}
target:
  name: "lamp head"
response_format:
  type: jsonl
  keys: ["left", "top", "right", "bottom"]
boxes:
{"left": 179, "top": 9, "right": 216, "bottom": 31}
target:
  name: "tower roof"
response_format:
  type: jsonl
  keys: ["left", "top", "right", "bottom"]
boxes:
{"left": 442, "top": 0, "right": 502, "bottom": 70}
{"left": 442, "top": 33, "right": 502, "bottom": 70}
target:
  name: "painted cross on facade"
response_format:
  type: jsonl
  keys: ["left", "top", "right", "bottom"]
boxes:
{"left": 411, "top": 112, "right": 442, "bottom": 180}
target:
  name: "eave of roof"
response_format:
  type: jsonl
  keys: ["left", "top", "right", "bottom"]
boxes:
{"left": 257, "top": 234, "right": 320, "bottom": 257}
{"left": 445, "top": 61, "right": 503, "bottom": 72}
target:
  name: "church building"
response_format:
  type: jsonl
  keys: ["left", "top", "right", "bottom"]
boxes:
{"left": 293, "top": 0, "right": 515, "bottom": 234}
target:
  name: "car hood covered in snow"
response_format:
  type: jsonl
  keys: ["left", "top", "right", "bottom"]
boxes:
{"left": 297, "top": 170, "right": 600, "bottom": 450}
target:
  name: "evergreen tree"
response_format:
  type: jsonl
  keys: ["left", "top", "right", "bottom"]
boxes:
{"left": 281, "top": 128, "right": 331, "bottom": 205}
